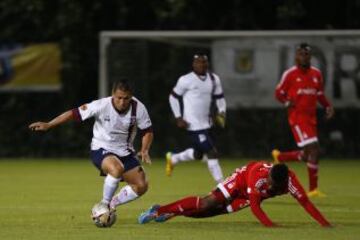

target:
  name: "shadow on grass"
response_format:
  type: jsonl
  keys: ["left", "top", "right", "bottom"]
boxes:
{"left": 267, "top": 201, "right": 343, "bottom": 207}
{"left": 124, "top": 219, "right": 325, "bottom": 230}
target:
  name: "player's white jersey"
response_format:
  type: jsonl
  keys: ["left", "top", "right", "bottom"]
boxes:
{"left": 171, "top": 72, "right": 225, "bottom": 131}
{"left": 74, "top": 96, "right": 152, "bottom": 156}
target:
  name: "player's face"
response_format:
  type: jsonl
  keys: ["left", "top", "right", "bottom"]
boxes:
{"left": 112, "top": 89, "right": 132, "bottom": 112}
{"left": 295, "top": 49, "right": 311, "bottom": 69}
{"left": 268, "top": 175, "right": 287, "bottom": 196}
{"left": 192, "top": 57, "right": 209, "bottom": 75}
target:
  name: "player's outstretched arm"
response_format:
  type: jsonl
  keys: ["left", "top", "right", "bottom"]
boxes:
{"left": 299, "top": 198, "right": 332, "bottom": 227}
{"left": 290, "top": 174, "right": 332, "bottom": 227}
{"left": 249, "top": 194, "right": 276, "bottom": 227}
{"left": 29, "top": 110, "right": 74, "bottom": 131}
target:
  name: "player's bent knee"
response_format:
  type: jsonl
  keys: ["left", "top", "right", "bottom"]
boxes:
{"left": 303, "top": 146, "right": 320, "bottom": 163}
{"left": 102, "top": 156, "right": 124, "bottom": 178}
{"left": 134, "top": 180, "right": 148, "bottom": 196}
{"left": 199, "top": 196, "right": 218, "bottom": 210}
{"left": 108, "top": 164, "right": 124, "bottom": 178}
{"left": 207, "top": 148, "right": 219, "bottom": 159}
{"left": 193, "top": 150, "right": 204, "bottom": 160}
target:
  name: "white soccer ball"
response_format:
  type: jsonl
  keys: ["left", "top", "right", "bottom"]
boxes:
{"left": 91, "top": 203, "right": 117, "bottom": 228}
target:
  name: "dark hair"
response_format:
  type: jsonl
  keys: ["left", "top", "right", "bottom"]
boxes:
{"left": 112, "top": 80, "right": 133, "bottom": 94}
{"left": 270, "top": 163, "right": 289, "bottom": 190}
{"left": 296, "top": 42, "right": 311, "bottom": 52}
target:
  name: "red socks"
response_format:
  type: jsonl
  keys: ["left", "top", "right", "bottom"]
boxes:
{"left": 157, "top": 196, "right": 200, "bottom": 216}
{"left": 278, "top": 150, "right": 303, "bottom": 162}
{"left": 307, "top": 162, "right": 318, "bottom": 191}
{"left": 278, "top": 150, "right": 318, "bottom": 191}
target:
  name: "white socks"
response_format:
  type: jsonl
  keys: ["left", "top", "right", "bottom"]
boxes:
{"left": 171, "top": 149, "right": 224, "bottom": 183}
{"left": 207, "top": 159, "right": 224, "bottom": 183}
{"left": 102, "top": 174, "right": 121, "bottom": 204}
{"left": 171, "top": 148, "right": 195, "bottom": 165}
{"left": 110, "top": 185, "right": 139, "bottom": 208}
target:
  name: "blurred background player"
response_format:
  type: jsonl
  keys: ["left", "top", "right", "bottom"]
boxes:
{"left": 29, "top": 81, "right": 153, "bottom": 218}
{"left": 166, "top": 54, "right": 226, "bottom": 183}
{"left": 272, "top": 43, "right": 335, "bottom": 197}
{"left": 138, "top": 161, "right": 331, "bottom": 227}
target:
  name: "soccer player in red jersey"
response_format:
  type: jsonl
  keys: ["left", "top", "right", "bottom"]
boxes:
{"left": 272, "top": 43, "right": 335, "bottom": 197}
{"left": 138, "top": 161, "right": 331, "bottom": 227}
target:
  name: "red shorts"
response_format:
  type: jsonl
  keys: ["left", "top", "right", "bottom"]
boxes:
{"left": 291, "top": 122, "right": 318, "bottom": 147}
{"left": 212, "top": 171, "right": 244, "bottom": 202}
{"left": 211, "top": 171, "right": 250, "bottom": 212}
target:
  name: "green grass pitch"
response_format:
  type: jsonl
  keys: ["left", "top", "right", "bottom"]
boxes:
{"left": 0, "top": 158, "right": 359, "bottom": 240}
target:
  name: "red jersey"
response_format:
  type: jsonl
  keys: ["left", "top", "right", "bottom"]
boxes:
{"left": 231, "top": 161, "right": 305, "bottom": 202}
{"left": 218, "top": 161, "right": 330, "bottom": 227}
{"left": 275, "top": 66, "right": 331, "bottom": 125}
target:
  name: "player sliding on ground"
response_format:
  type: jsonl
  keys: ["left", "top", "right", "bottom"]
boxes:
{"left": 138, "top": 161, "right": 331, "bottom": 227}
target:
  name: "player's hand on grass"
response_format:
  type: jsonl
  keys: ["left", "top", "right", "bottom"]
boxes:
{"left": 264, "top": 223, "right": 279, "bottom": 228}
{"left": 175, "top": 118, "right": 189, "bottom": 129}
{"left": 29, "top": 122, "right": 51, "bottom": 131}
{"left": 325, "top": 106, "right": 335, "bottom": 120}
{"left": 138, "top": 150, "right": 152, "bottom": 164}
{"left": 322, "top": 222, "right": 333, "bottom": 228}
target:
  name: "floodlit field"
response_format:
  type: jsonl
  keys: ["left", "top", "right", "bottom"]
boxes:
{"left": 0, "top": 158, "right": 359, "bottom": 240}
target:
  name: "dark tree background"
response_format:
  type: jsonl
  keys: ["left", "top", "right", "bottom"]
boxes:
{"left": 0, "top": 0, "right": 359, "bottom": 158}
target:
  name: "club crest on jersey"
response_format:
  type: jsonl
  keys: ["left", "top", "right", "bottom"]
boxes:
{"left": 255, "top": 178, "right": 267, "bottom": 189}
{"left": 313, "top": 77, "right": 318, "bottom": 83}
{"left": 296, "top": 78, "right": 302, "bottom": 82}
{"left": 104, "top": 116, "right": 110, "bottom": 122}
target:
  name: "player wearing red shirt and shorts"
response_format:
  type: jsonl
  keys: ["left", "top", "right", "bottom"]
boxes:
{"left": 138, "top": 161, "right": 331, "bottom": 227}
{"left": 273, "top": 43, "right": 335, "bottom": 197}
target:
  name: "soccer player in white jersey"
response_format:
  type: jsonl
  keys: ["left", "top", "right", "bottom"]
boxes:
{"left": 29, "top": 81, "right": 153, "bottom": 220}
{"left": 166, "top": 54, "right": 226, "bottom": 183}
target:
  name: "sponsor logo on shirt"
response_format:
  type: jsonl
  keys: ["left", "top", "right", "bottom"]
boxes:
{"left": 297, "top": 88, "right": 317, "bottom": 95}
{"left": 104, "top": 116, "right": 110, "bottom": 122}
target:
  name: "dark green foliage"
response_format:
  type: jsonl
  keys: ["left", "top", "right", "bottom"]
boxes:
{"left": 0, "top": 0, "right": 359, "bottom": 157}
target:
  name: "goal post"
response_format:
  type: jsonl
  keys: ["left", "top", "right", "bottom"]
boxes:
{"left": 99, "top": 30, "right": 360, "bottom": 108}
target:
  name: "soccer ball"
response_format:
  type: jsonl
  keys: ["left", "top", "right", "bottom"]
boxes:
{"left": 91, "top": 203, "right": 117, "bottom": 228}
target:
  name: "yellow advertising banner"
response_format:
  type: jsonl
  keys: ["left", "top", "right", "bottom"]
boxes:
{"left": 0, "top": 43, "right": 61, "bottom": 91}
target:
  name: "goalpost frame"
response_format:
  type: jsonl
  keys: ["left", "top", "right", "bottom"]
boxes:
{"left": 99, "top": 30, "right": 360, "bottom": 98}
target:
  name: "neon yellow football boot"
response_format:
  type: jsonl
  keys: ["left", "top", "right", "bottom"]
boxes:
{"left": 271, "top": 149, "right": 281, "bottom": 164}
{"left": 165, "top": 152, "right": 173, "bottom": 176}
{"left": 307, "top": 189, "right": 327, "bottom": 198}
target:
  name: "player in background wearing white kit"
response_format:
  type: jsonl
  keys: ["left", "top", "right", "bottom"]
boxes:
{"left": 29, "top": 81, "right": 153, "bottom": 217}
{"left": 167, "top": 54, "right": 226, "bottom": 183}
